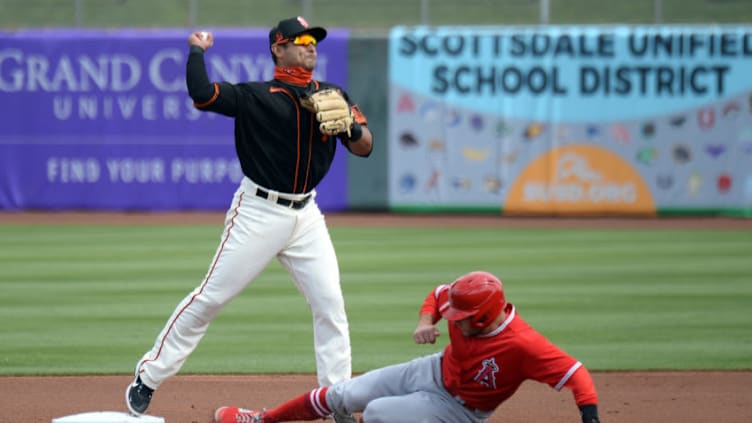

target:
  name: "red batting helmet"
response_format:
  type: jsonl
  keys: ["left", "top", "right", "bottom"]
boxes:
{"left": 442, "top": 271, "right": 505, "bottom": 329}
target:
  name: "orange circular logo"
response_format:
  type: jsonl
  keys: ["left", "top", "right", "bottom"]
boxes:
{"left": 505, "top": 145, "right": 655, "bottom": 215}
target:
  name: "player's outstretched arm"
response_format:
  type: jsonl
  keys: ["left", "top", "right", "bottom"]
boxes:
{"left": 566, "top": 367, "right": 601, "bottom": 423}
{"left": 185, "top": 32, "right": 238, "bottom": 116}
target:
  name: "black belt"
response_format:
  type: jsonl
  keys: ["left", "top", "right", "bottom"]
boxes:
{"left": 254, "top": 188, "right": 311, "bottom": 209}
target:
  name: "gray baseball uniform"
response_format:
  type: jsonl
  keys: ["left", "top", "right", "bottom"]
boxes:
{"left": 326, "top": 353, "right": 492, "bottom": 423}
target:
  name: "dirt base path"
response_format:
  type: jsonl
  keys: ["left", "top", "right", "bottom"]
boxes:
{"left": 3, "top": 372, "right": 751, "bottom": 423}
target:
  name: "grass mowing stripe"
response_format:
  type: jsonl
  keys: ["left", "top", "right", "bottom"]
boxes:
{"left": 0, "top": 224, "right": 750, "bottom": 374}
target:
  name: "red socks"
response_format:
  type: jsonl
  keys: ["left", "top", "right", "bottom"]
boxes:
{"left": 264, "top": 387, "right": 331, "bottom": 422}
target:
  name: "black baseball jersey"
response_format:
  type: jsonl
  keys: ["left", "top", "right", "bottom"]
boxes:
{"left": 187, "top": 46, "right": 366, "bottom": 194}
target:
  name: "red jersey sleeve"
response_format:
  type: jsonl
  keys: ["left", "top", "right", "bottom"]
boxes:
{"left": 564, "top": 365, "right": 599, "bottom": 406}
{"left": 519, "top": 328, "right": 588, "bottom": 397}
{"left": 419, "top": 284, "right": 450, "bottom": 324}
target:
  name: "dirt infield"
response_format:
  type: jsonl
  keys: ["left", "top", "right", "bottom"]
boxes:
{"left": 2, "top": 212, "right": 751, "bottom": 422}
{"left": 3, "top": 372, "right": 751, "bottom": 423}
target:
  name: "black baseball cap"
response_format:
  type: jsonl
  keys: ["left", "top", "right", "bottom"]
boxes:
{"left": 269, "top": 16, "right": 327, "bottom": 46}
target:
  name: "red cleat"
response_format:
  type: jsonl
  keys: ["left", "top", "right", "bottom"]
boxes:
{"left": 214, "top": 406, "right": 266, "bottom": 423}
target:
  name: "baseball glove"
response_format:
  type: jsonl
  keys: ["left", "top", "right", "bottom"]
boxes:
{"left": 300, "top": 88, "right": 354, "bottom": 136}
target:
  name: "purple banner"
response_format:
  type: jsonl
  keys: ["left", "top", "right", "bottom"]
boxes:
{"left": 0, "top": 28, "right": 349, "bottom": 211}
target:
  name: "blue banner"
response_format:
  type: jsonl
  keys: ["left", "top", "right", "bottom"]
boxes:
{"left": 388, "top": 25, "right": 752, "bottom": 215}
{"left": 0, "top": 28, "right": 350, "bottom": 211}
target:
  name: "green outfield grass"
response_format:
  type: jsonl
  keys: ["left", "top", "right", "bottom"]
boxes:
{"left": 0, "top": 222, "right": 750, "bottom": 376}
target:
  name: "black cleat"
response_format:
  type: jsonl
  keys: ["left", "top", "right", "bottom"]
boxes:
{"left": 125, "top": 375, "right": 154, "bottom": 416}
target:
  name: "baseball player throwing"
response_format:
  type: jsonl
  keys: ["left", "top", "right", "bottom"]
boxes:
{"left": 213, "top": 271, "right": 602, "bottom": 423}
{"left": 125, "top": 16, "right": 373, "bottom": 423}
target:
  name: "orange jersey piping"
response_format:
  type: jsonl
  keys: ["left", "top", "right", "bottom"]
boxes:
{"left": 193, "top": 83, "right": 220, "bottom": 108}
{"left": 270, "top": 85, "right": 303, "bottom": 193}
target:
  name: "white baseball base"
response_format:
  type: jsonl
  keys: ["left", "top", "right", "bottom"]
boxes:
{"left": 52, "top": 411, "right": 164, "bottom": 423}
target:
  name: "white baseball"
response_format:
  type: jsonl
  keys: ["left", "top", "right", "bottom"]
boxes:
{"left": 199, "top": 31, "right": 209, "bottom": 41}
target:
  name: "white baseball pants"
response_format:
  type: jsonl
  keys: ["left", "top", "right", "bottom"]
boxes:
{"left": 135, "top": 177, "right": 351, "bottom": 389}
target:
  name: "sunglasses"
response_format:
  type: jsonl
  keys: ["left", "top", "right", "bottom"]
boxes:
{"left": 289, "top": 33, "right": 317, "bottom": 47}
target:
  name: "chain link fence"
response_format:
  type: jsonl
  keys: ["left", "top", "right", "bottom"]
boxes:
{"left": 1, "top": 0, "right": 751, "bottom": 31}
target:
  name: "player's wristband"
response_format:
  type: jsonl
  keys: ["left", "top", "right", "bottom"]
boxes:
{"left": 348, "top": 121, "right": 363, "bottom": 141}
{"left": 579, "top": 404, "right": 600, "bottom": 423}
